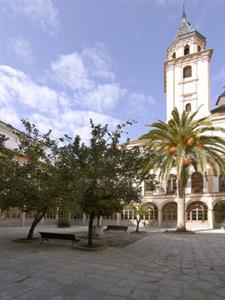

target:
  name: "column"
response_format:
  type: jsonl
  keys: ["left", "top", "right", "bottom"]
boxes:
{"left": 213, "top": 176, "right": 219, "bottom": 193}
{"left": 158, "top": 209, "right": 162, "bottom": 227}
{"left": 22, "top": 212, "right": 26, "bottom": 227}
{"left": 203, "top": 176, "right": 208, "bottom": 193}
{"left": 82, "top": 213, "right": 86, "bottom": 225}
{"left": 185, "top": 177, "right": 191, "bottom": 194}
{"left": 208, "top": 209, "right": 213, "bottom": 229}
{"left": 55, "top": 208, "right": 59, "bottom": 220}
{"left": 141, "top": 181, "right": 145, "bottom": 196}
{"left": 116, "top": 213, "right": 121, "bottom": 226}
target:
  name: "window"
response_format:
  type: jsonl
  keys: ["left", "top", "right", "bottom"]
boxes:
{"left": 184, "top": 45, "right": 190, "bottom": 55}
{"left": 191, "top": 172, "right": 203, "bottom": 194}
{"left": 144, "top": 180, "right": 155, "bottom": 193}
{"left": 172, "top": 52, "right": 176, "bottom": 59}
{"left": 162, "top": 203, "right": 177, "bottom": 222}
{"left": 167, "top": 174, "right": 177, "bottom": 194}
{"left": 198, "top": 45, "right": 201, "bottom": 52}
{"left": 187, "top": 201, "right": 207, "bottom": 221}
{"left": 185, "top": 103, "right": 192, "bottom": 112}
{"left": 183, "top": 66, "right": 192, "bottom": 78}
{"left": 219, "top": 175, "right": 225, "bottom": 192}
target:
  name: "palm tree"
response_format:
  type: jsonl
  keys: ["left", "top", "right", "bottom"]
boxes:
{"left": 140, "top": 107, "right": 225, "bottom": 231}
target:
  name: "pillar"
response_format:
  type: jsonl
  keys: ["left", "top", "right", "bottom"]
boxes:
{"left": 82, "top": 213, "right": 86, "bottom": 225}
{"left": 203, "top": 176, "right": 208, "bottom": 193}
{"left": 116, "top": 213, "right": 121, "bottom": 226}
{"left": 213, "top": 176, "right": 219, "bottom": 193}
{"left": 185, "top": 177, "right": 191, "bottom": 194}
{"left": 158, "top": 209, "right": 162, "bottom": 227}
{"left": 55, "top": 208, "right": 59, "bottom": 220}
{"left": 208, "top": 209, "right": 213, "bottom": 229}
{"left": 22, "top": 212, "right": 26, "bottom": 227}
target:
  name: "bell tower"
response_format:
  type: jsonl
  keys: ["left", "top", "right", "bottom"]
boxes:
{"left": 164, "top": 10, "right": 213, "bottom": 120}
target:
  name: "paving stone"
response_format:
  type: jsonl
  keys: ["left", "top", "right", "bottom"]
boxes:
{"left": 0, "top": 226, "right": 224, "bottom": 300}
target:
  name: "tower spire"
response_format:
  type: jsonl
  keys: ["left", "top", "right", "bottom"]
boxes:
{"left": 182, "top": 3, "right": 186, "bottom": 19}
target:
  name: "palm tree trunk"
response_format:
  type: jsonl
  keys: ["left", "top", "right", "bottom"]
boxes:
{"left": 176, "top": 179, "right": 186, "bottom": 232}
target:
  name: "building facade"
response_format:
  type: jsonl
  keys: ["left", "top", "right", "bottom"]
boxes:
{"left": 0, "top": 13, "right": 225, "bottom": 229}
{"left": 133, "top": 13, "right": 225, "bottom": 230}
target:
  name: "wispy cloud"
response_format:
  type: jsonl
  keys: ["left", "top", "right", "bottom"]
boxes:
{"left": 3, "top": 0, "right": 60, "bottom": 36}
{"left": 0, "top": 43, "right": 155, "bottom": 141}
{"left": 0, "top": 65, "right": 121, "bottom": 141}
{"left": 7, "top": 37, "right": 35, "bottom": 65}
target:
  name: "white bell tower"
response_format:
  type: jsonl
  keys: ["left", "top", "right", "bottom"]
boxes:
{"left": 164, "top": 10, "right": 213, "bottom": 120}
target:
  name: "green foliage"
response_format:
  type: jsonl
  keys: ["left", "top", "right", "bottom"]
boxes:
{"left": 56, "top": 120, "right": 150, "bottom": 246}
{"left": 57, "top": 218, "right": 71, "bottom": 228}
{"left": 1, "top": 120, "right": 61, "bottom": 239}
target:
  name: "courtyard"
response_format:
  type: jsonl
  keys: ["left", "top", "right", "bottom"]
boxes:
{"left": 0, "top": 226, "right": 224, "bottom": 300}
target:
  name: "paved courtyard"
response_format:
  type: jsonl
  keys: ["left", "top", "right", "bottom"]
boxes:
{"left": 0, "top": 226, "right": 224, "bottom": 300}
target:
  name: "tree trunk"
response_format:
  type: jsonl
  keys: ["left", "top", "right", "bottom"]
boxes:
{"left": 176, "top": 196, "right": 186, "bottom": 231}
{"left": 97, "top": 215, "right": 100, "bottom": 226}
{"left": 176, "top": 178, "right": 186, "bottom": 232}
{"left": 27, "top": 212, "right": 45, "bottom": 239}
{"left": 88, "top": 214, "right": 94, "bottom": 248}
{"left": 136, "top": 219, "right": 140, "bottom": 232}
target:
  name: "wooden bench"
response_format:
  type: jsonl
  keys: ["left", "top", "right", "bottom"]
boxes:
{"left": 39, "top": 232, "right": 79, "bottom": 247}
{"left": 106, "top": 225, "right": 128, "bottom": 232}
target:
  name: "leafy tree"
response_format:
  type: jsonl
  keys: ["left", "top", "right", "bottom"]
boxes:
{"left": 140, "top": 108, "right": 225, "bottom": 231}
{"left": 2, "top": 120, "right": 60, "bottom": 239}
{"left": 0, "top": 134, "right": 17, "bottom": 216}
{"left": 57, "top": 120, "right": 148, "bottom": 247}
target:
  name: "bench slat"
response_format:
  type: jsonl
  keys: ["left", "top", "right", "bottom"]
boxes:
{"left": 39, "top": 232, "right": 79, "bottom": 246}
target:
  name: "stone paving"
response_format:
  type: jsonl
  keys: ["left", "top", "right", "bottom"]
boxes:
{"left": 0, "top": 226, "right": 224, "bottom": 300}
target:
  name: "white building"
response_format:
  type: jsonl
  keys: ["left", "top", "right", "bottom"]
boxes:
{"left": 0, "top": 12, "right": 225, "bottom": 229}
{"left": 122, "top": 12, "right": 225, "bottom": 230}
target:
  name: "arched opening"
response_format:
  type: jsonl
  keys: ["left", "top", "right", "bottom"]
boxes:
{"left": 219, "top": 175, "right": 225, "bottom": 192}
{"left": 183, "top": 66, "right": 192, "bottom": 78}
{"left": 162, "top": 202, "right": 177, "bottom": 223}
{"left": 213, "top": 201, "right": 225, "bottom": 223}
{"left": 142, "top": 203, "right": 158, "bottom": 222}
{"left": 172, "top": 52, "right": 176, "bottom": 59}
{"left": 184, "top": 45, "right": 190, "bottom": 55}
{"left": 198, "top": 45, "right": 201, "bottom": 52}
{"left": 167, "top": 174, "right": 177, "bottom": 194}
{"left": 187, "top": 201, "right": 208, "bottom": 221}
{"left": 191, "top": 172, "right": 203, "bottom": 194}
{"left": 185, "top": 103, "right": 192, "bottom": 112}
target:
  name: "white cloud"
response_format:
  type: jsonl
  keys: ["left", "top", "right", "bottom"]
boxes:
{"left": 127, "top": 92, "right": 156, "bottom": 117}
{"left": 3, "top": 0, "right": 60, "bottom": 35}
{"left": 0, "top": 65, "right": 59, "bottom": 112}
{"left": 50, "top": 45, "right": 124, "bottom": 113}
{"left": 81, "top": 83, "right": 125, "bottom": 112}
{"left": 8, "top": 37, "right": 35, "bottom": 65}
{"left": 0, "top": 44, "right": 155, "bottom": 142}
{"left": 51, "top": 53, "right": 94, "bottom": 91}
{"left": 0, "top": 65, "right": 122, "bottom": 142}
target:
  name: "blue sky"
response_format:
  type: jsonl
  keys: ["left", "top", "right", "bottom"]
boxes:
{"left": 0, "top": 0, "right": 224, "bottom": 141}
